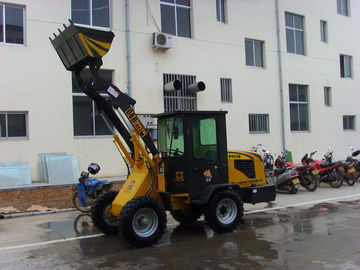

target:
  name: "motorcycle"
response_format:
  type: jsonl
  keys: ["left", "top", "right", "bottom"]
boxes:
{"left": 72, "top": 163, "right": 113, "bottom": 213}
{"left": 283, "top": 152, "right": 318, "bottom": 192}
{"left": 301, "top": 148, "right": 343, "bottom": 188}
{"left": 272, "top": 153, "right": 300, "bottom": 194}
{"left": 340, "top": 147, "right": 360, "bottom": 185}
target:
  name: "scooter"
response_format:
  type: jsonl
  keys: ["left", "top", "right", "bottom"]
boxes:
{"left": 272, "top": 153, "right": 300, "bottom": 194}
{"left": 72, "top": 163, "right": 113, "bottom": 213}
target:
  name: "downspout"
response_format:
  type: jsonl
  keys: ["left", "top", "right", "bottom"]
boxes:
{"left": 275, "top": 0, "right": 286, "bottom": 150}
{"left": 125, "top": 0, "right": 132, "bottom": 98}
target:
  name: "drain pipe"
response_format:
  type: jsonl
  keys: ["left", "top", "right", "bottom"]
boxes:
{"left": 275, "top": 0, "right": 286, "bottom": 150}
{"left": 125, "top": 0, "right": 132, "bottom": 98}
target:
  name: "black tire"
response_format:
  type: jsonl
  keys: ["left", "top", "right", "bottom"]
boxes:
{"left": 120, "top": 197, "right": 167, "bottom": 247}
{"left": 301, "top": 175, "right": 318, "bottom": 192}
{"left": 289, "top": 183, "right": 298, "bottom": 194}
{"left": 204, "top": 189, "right": 243, "bottom": 233}
{"left": 329, "top": 171, "right": 344, "bottom": 188}
{"left": 91, "top": 190, "right": 120, "bottom": 235}
{"left": 344, "top": 174, "right": 356, "bottom": 186}
{"left": 72, "top": 192, "right": 93, "bottom": 213}
{"left": 171, "top": 209, "right": 201, "bottom": 224}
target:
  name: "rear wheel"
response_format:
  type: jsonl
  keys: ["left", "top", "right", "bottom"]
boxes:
{"left": 171, "top": 209, "right": 201, "bottom": 224}
{"left": 91, "top": 190, "right": 120, "bottom": 235}
{"left": 120, "top": 197, "right": 167, "bottom": 247}
{"left": 205, "top": 189, "right": 243, "bottom": 233}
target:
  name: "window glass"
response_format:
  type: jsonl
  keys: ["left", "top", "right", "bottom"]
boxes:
{"left": 290, "top": 104, "right": 299, "bottom": 131}
{"left": 5, "top": 6, "right": 23, "bottom": 44}
{"left": 92, "top": 0, "right": 110, "bottom": 27}
{"left": 8, "top": 114, "right": 26, "bottom": 137}
{"left": 176, "top": 0, "right": 190, "bottom": 6}
{"left": 161, "top": 4, "right": 176, "bottom": 36}
{"left": 295, "top": 30, "right": 304, "bottom": 55}
{"left": 294, "top": 15, "right": 303, "bottom": 29}
{"left": 0, "top": 5, "right": 3, "bottom": 42}
{"left": 158, "top": 117, "right": 184, "bottom": 157}
{"left": 73, "top": 96, "right": 93, "bottom": 136}
{"left": 0, "top": 114, "right": 6, "bottom": 137}
{"left": 289, "top": 84, "right": 297, "bottom": 101}
{"left": 345, "top": 56, "right": 352, "bottom": 77}
{"left": 298, "top": 85, "right": 307, "bottom": 101}
{"left": 94, "top": 104, "right": 112, "bottom": 135}
{"left": 285, "top": 13, "right": 293, "bottom": 27}
{"left": 254, "top": 41, "right": 263, "bottom": 67}
{"left": 286, "top": 29, "right": 295, "bottom": 53}
{"left": 342, "top": 0, "right": 349, "bottom": 16}
{"left": 177, "top": 7, "right": 191, "bottom": 38}
{"left": 193, "top": 118, "right": 217, "bottom": 162}
{"left": 299, "top": 104, "right": 309, "bottom": 130}
{"left": 245, "top": 39, "right": 254, "bottom": 66}
{"left": 161, "top": 0, "right": 175, "bottom": 3}
{"left": 72, "top": 0, "right": 90, "bottom": 25}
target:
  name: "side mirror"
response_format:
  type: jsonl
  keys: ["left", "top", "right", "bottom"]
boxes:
{"left": 88, "top": 163, "right": 100, "bottom": 175}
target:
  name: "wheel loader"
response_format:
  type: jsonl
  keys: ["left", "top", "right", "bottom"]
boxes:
{"left": 50, "top": 21, "right": 276, "bottom": 247}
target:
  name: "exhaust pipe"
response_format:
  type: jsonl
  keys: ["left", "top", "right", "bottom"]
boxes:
{"left": 163, "top": 80, "right": 182, "bottom": 93}
{"left": 187, "top": 81, "right": 206, "bottom": 94}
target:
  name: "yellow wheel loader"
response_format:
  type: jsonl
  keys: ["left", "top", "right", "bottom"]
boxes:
{"left": 50, "top": 21, "right": 276, "bottom": 247}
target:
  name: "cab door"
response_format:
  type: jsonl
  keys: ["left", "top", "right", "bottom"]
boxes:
{"left": 188, "top": 116, "right": 228, "bottom": 200}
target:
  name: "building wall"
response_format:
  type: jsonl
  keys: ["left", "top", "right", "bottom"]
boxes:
{"left": 0, "top": 0, "right": 359, "bottom": 180}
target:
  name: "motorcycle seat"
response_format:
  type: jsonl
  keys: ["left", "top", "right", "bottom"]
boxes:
{"left": 320, "top": 163, "right": 334, "bottom": 168}
{"left": 296, "top": 165, "right": 308, "bottom": 171}
{"left": 274, "top": 168, "right": 287, "bottom": 175}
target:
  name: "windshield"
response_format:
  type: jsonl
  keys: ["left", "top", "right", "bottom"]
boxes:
{"left": 158, "top": 117, "right": 184, "bottom": 157}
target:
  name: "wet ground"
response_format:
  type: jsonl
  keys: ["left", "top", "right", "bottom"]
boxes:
{"left": 1, "top": 188, "right": 360, "bottom": 269}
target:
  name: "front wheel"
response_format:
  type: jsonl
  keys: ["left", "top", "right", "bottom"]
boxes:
{"left": 91, "top": 190, "right": 120, "bottom": 235}
{"left": 120, "top": 197, "right": 167, "bottom": 247}
{"left": 72, "top": 192, "right": 94, "bottom": 213}
{"left": 344, "top": 173, "right": 356, "bottom": 186}
{"left": 329, "top": 171, "right": 344, "bottom": 188}
{"left": 301, "top": 174, "right": 318, "bottom": 192}
{"left": 205, "top": 189, "right": 243, "bottom": 233}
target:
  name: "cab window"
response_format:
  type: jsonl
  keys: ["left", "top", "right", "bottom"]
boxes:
{"left": 192, "top": 118, "right": 217, "bottom": 162}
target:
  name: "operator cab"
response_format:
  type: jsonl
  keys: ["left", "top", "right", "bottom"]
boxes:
{"left": 156, "top": 111, "right": 228, "bottom": 201}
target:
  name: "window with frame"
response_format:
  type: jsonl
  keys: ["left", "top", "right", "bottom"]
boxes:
{"left": 72, "top": 70, "right": 114, "bottom": 136}
{"left": 220, "top": 78, "right": 232, "bottom": 103}
{"left": 0, "top": 4, "right": 24, "bottom": 45}
{"left": 163, "top": 73, "right": 197, "bottom": 112}
{"left": 160, "top": 0, "right": 191, "bottom": 38}
{"left": 324, "top": 87, "right": 331, "bottom": 107}
{"left": 337, "top": 0, "right": 350, "bottom": 16}
{"left": 0, "top": 112, "right": 27, "bottom": 139}
{"left": 216, "top": 0, "right": 226, "bottom": 23}
{"left": 343, "top": 115, "right": 355, "bottom": 130}
{"left": 249, "top": 114, "right": 269, "bottom": 134}
{"left": 245, "top": 39, "right": 264, "bottom": 67}
{"left": 285, "top": 12, "right": 305, "bottom": 55}
{"left": 340, "top": 54, "right": 352, "bottom": 78}
{"left": 192, "top": 118, "right": 218, "bottom": 163}
{"left": 71, "top": 0, "right": 110, "bottom": 28}
{"left": 320, "top": 20, "right": 327, "bottom": 43}
{"left": 289, "top": 84, "right": 309, "bottom": 131}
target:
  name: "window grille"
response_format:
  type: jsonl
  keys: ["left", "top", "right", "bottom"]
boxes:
{"left": 220, "top": 78, "right": 232, "bottom": 103}
{"left": 249, "top": 114, "right": 270, "bottom": 133}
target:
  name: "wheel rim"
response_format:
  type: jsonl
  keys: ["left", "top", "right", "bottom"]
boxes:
{"left": 216, "top": 198, "right": 237, "bottom": 225}
{"left": 132, "top": 208, "right": 158, "bottom": 237}
{"left": 103, "top": 204, "right": 120, "bottom": 226}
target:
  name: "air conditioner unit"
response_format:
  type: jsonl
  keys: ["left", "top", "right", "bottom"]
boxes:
{"left": 153, "top": 32, "right": 173, "bottom": 50}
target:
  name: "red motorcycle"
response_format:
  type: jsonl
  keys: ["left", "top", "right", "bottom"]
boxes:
{"left": 301, "top": 150, "right": 343, "bottom": 188}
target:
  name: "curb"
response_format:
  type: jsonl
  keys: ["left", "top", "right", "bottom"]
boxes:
{"left": 0, "top": 207, "right": 77, "bottom": 219}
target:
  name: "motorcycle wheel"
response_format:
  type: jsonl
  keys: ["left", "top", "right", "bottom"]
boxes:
{"left": 344, "top": 173, "right": 356, "bottom": 186}
{"left": 288, "top": 183, "right": 298, "bottom": 194}
{"left": 301, "top": 175, "right": 318, "bottom": 192}
{"left": 329, "top": 171, "right": 343, "bottom": 188}
{"left": 72, "top": 192, "right": 94, "bottom": 213}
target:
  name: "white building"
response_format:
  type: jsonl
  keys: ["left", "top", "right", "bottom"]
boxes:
{"left": 0, "top": 0, "right": 359, "bottom": 181}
